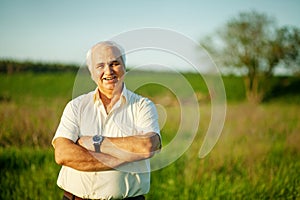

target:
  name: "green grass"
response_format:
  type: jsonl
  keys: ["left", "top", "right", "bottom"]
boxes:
{"left": 0, "top": 147, "right": 62, "bottom": 199}
{"left": 0, "top": 73, "right": 75, "bottom": 102}
{"left": 0, "top": 72, "right": 300, "bottom": 199}
{"left": 149, "top": 103, "right": 300, "bottom": 199}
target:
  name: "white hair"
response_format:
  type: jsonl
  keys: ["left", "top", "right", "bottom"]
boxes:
{"left": 86, "top": 41, "right": 126, "bottom": 73}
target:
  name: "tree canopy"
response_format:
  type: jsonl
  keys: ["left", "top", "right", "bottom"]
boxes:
{"left": 202, "top": 10, "right": 300, "bottom": 103}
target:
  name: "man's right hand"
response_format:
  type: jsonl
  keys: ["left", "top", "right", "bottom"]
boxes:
{"left": 53, "top": 137, "right": 127, "bottom": 171}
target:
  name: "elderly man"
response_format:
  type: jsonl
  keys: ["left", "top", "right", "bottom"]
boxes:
{"left": 52, "top": 41, "right": 161, "bottom": 200}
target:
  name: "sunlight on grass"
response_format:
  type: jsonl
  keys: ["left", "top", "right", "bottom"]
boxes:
{"left": 0, "top": 73, "right": 299, "bottom": 199}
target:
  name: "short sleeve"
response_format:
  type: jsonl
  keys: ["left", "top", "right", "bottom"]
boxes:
{"left": 136, "top": 98, "right": 160, "bottom": 136}
{"left": 52, "top": 101, "right": 80, "bottom": 145}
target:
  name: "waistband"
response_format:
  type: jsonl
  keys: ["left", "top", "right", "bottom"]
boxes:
{"left": 63, "top": 191, "right": 145, "bottom": 200}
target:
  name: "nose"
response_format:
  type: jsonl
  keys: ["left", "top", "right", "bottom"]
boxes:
{"left": 104, "top": 64, "right": 113, "bottom": 74}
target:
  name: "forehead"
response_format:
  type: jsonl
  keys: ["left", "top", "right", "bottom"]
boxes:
{"left": 91, "top": 44, "right": 122, "bottom": 62}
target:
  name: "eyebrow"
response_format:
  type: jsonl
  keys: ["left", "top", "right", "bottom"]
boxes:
{"left": 110, "top": 60, "right": 121, "bottom": 64}
{"left": 96, "top": 60, "right": 121, "bottom": 66}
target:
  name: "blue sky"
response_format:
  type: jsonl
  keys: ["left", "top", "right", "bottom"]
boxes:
{"left": 0, "top": 0, "right": 300, "bottom": 69}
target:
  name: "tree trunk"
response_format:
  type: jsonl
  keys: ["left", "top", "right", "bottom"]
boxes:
{"left": 244, "top": 75, "right": 263, "bottom": 104}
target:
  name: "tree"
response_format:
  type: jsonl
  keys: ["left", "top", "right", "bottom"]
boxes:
{"left": 202, "top": 10, "right": 300, "bottom": 103}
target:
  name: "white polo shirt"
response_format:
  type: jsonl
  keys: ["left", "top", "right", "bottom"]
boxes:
{"left": 52, "top": 85, "right": 160, "bottom": 199}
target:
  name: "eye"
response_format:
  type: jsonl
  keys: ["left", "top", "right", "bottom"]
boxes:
{"left": 96, "top": 63, "right": 105, "bottom": 69}
{"left": 110, "top": 61, "right": 120, "bottom": 67}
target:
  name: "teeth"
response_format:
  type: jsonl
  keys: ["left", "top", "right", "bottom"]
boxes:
{"left": 104, "top": 77, "right": 115, "bottom": 80}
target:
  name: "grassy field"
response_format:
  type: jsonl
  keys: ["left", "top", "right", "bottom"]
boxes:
{"left": 0, "top": 72, "right": 299, "bottom": 199}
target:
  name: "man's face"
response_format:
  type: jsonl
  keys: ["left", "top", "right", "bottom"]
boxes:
{"left": 91, "top": 45, "right": 126, "bottom": 94}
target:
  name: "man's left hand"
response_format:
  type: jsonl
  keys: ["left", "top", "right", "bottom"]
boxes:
{"left": 77, "top": 136, "right": 94, "bottom": 151}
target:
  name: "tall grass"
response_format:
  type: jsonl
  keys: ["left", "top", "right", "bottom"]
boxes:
{"left": 148, "top": 103, "right": 300, "bottom": 199}
{"left": 0, "top": 148, "right": 62, "bottom": 199}
{"left": 0, "top": 73, "right": 299, "bottom": 199}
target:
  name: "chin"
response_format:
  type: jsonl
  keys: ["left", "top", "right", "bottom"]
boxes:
{"left": 101, "top": 85, "right": 116, "bottom": 90}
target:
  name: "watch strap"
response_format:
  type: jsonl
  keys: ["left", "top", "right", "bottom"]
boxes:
{"left": 94, "top": 143, "right": 100, "bottom": 153}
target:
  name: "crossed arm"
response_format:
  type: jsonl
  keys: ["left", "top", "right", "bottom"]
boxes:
{"left": 53, "top": 132, "right": 161, "bottom": 172}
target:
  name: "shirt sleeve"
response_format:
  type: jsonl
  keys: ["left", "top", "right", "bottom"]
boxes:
{"left": 52, "top": 100, "right": 80, "bottom": 145}
{"left": 136, "top": 98, "right": 160, "bottom": 136}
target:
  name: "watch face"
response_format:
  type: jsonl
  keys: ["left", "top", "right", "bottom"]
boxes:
{"left": 93, "top": 135, "right": 102, "bottom": 143}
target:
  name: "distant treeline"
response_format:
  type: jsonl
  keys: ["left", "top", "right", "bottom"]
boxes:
{"left": 0, "top": 60, "right": 80, "bottom": 74}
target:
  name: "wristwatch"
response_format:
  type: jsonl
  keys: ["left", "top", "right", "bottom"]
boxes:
{"left": 92, "top": 135, "right": 103, "bottom": 153}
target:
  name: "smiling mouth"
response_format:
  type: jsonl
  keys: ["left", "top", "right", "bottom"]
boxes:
{"left": 103, "top": 76, "right": 117, "bottom": 81}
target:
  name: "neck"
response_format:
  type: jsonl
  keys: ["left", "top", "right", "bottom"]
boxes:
{"left": 99, "top": 92, "right": 120, "bottom": 114}
{"left": 98, "top": 84, "right": 123, "bottom": 113}
{"left": 100, "top": 89, "right": 114, "bottom": 99}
